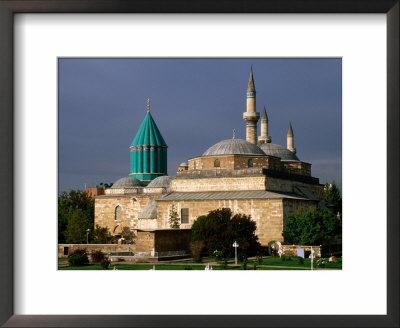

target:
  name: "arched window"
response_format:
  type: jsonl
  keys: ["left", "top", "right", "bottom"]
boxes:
{"left": 193, "top": 161, "right": 197, "bottom": 170}
{"left": 214, "top": 159, "right": 220, "bottom": 168}
{"left": 248, "top": 159, "right": 253, "bottom": 168}
{"left": 115, "top": 205, "right": 122, "bottom": 221}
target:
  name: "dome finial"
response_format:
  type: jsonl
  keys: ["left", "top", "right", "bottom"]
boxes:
{"left": 147, "top": 98, "right": 150, "bottom": 112}
{"left": 233, "top": 129, "right": 236, "bottom": 139}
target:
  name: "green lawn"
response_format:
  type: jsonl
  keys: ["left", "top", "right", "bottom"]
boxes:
{"left": 59, "top": 256, "right": 341, "bottom": 270}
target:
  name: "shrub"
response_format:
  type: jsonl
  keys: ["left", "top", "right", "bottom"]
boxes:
{"left": 297, "top": 256, "right": 305, "bottom": 265}
{"left": 68, "top": 252, "right": 89, "bottom": 266}
{"left": 315, "top": 258, "right": 326, "bottom": 267}
{"left": 190, "top": 240, "right": 205, "bottom": 262}
{"left": 281, "top": 256, "right": 287, "bottom": 262}
{"left": 241, "top": 256, "right": 248, "bottom": 270}
{"left": 100, "top": 258, "right": 111, "bottom": 270}
{"left": 91, "top": 250, "right": 105, "bottom": 263}
{"left": 184, "top": 266, "right": 193, "bottom": 270}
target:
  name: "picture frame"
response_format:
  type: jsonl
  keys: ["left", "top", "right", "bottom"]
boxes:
{"left": 0, "top": 0, "right": 398, "bottom": 327}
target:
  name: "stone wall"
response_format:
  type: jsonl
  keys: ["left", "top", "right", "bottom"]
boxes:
{"left": 95, "top": 194, "right": 158, "bottom": 235}
{"left": 187, "top": 154, "right": 284, "bottom": 171}
{"left": 282, "top": 245, "right": 322, "bottom": 258}
{"left": 135, "top": 229, "right": 192, "bottom": 253}
{"left": 265, "top": 177, "right": 324, "bottom": 200}
{"left": 171, "top": 176, "right": 266, "bottom": 192}
{"left": 282, "top": 161, "right": 311, "bottom": 176}
{"left": 58, "top": 244, "right": 135, "bottom": 258}
{"left": 135, "top": 231, "right": 155, "bottom": 253}
{"left": 157, "top": 198, "right": 285, "bottom": 246}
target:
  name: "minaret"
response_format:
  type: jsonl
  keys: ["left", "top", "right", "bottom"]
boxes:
{"left": 287, "top": 122, "right": 296, "bottom": 153}
{"left": 243, "top": 66, "right": 260, "bottom": 144}
{"left": 129, "top": 98, "right": 168, "bottom": 183}
{"left": 258, "top": 106, "right": 271, "bottom": 144}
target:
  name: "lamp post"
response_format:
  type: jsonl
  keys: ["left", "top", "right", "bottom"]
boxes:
{"left": 86, "top": 228, "right": 90, "bottom": 244}
{"left": 233, "top": 241, "right": 239, "bottom": 265}
{"left": 310, "top": 247, "right": 315, "bottom": 271}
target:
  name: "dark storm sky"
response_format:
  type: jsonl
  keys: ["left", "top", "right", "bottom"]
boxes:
{"left": 58, "top": 58, "right": 342, "bottom": 192}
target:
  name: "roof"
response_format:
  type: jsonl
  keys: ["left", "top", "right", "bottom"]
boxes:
{"left": 111, "top": 177, "right": 143, "bottom": 188}
{"left": 131, "top": 112, "right": 167, "bottom": 146}
{"left": 138, "top": 199, "right": 157, "bottom": 219}
{"left": 247, "top": 66, "right": 255, "bottom": 92}
{"left": 203, "top": 138, "right": 266, "bottom": 156}
{"left": 179, "top": 162, "right": 188, "bottom": 167}
{"left": 146, "top": 175, "right": 171, "bottom": 188}
{"left": 261, "top": 106, "right": 268, "bottom": 121}
{"left": 158, "top": 190, "right": 309, "bottom": 201}
{"left": 287, "top": 123, "right": 294, "bottom": 136}
{"left": 259, "top": 143, "right": 300, "bottom": 161}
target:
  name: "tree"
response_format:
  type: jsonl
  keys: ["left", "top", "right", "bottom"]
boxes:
{"left": 121, "top": 227, "right": 135, "bottom": 244}
{"left": 64, "top": 208, "right": 93, "bottom": 244}
{"left": 93, "top": 224, "right": 114, "bottom": 244}
{"left": 169, "top": 205, "right": 180, "bottom": 229}
{"left": 191, "top": 208, "right": 260, "bottom": 257}
{"left": 324, "top": 182, "right": 342, "bottom": 215}
{"left": 282, "top": 208, "right": 342, "bottom": 245}
{"left": 58, "top": 190, "right": 94, "bottom": 243}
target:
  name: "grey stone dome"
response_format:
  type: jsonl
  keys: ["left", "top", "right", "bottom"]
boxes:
{"left": 111, "top": 177, "right": 143, "bottom": 188}
{"left": 259, "top": 143, "right": 300, "bottom": 161}
{"left": 146, "top": 176, "right": 171, "bottom": 188}
{"left": 203, "top": 139, "right": 266, "bottom": 156}
{"left": 179, "top": 162, "right": 188, "bottom": 167}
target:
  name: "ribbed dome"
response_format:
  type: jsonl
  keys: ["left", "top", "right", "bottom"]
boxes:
{"left": 259, "top": 143, "right": 300, "bottom": 161}
{"left": 179, "top": 162, "right": 188, "bottom": 167}
{"left": 203, "top": 139, "right": 266, "bottom": 156}
{"left": 111, "top": 177, "right": 143, "bottom": 188}
{"left": 146, "top": 176, "right": 171, "bottom": 188}
{"left": 131, "top": 112, "right": 167, "bottom": 146}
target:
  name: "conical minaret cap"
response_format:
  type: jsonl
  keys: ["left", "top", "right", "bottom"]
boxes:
{"left": 261, "top": 106, "right": 268, "bottom": 121}
{"left": 247, "top": 66, "right": 255, "bottom": 92}
{"left": 287, "top": 122, "right": 294, "bottom": 136}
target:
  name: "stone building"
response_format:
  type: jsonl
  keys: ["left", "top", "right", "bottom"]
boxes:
{"left": 94, "top": 68, "right": 324, "bottom": 253}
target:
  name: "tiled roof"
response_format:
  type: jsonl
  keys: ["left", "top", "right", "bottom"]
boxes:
{"left": 158, "top": 190, "right": 309, "bottom": 201}
{"left": 138, "top": 199, "right": 157, "bottom": 219}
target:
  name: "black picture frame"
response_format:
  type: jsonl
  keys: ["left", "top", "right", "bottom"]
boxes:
{"left": 0, "top": 1, "right": 398, "bottom": 327}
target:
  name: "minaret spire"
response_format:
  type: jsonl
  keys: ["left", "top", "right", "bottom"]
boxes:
{"left": 147, "top": 98, "right": 150, "bottom": 112}
{"left": 287, "top": 122, "right": 296, "bottom": 153}
{"left": 258, "top": 106, "right": 271, "bottom": 144}
{"left": 243, "top": 66, "right": 260, "bottom": 145}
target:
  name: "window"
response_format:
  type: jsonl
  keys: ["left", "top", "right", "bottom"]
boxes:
{"left": 248, "top": 159, "right": 253, "bottom": 168}
{"left": 63, "top": 247, "right": 69, "bottom": 256}
{"left": 214, "top": 159, "right": 220, "bottom": 168}
{"left": 181, "top": 208, "right": 189, "bottom": 224}
{"left": 194, "top": 161, "right": 197, "bottom": 169}
{"left": 115, "top": 205, "right": 122, "bottom": 221}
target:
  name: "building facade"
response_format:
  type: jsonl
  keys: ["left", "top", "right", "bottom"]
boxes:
{"left": 94, "top": 68, "right": 324, "bottom": 251}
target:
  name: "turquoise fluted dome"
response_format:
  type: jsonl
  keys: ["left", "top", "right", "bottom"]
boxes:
{"left": 129, "top": 110, "right": 168, "bottom": 182}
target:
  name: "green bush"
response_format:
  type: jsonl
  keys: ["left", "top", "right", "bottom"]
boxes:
{"left": 281, "top": 256, "right": 287, "bottom": 262}
{"left": 100, "top": 258, "right": 111, "bottom": 270}
{"left": 90, "top": 250, "right": 105, "bottom": 263}
{"left": 68, "top": 252, "right": 89, "bottom": 266}
{"left": 241, "top": 256, "right": 248, "bottom": 270}
{"left": 297, "top": 256, "right": 305, "bottom": 265}
{"left": 184, "top": 266, "right": 193, "bottom": 270}
{"left": 190, "top": 240, "right": 205, "bottom": 262}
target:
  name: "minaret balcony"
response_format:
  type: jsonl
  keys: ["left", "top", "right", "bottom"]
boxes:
{"left": 243, "top": 112, "right": 260, "bottom": 122}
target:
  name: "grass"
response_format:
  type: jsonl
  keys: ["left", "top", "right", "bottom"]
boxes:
{"left": 58, "top": 256, "right": 341, "bottom": 270}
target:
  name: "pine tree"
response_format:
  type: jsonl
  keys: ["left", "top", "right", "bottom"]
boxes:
{"left": 169, "top": 205, "right": 180, "bottom": 229}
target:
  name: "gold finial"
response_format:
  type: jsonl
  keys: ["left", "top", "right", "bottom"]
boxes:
{"left": 233, "top": 129, "right": 236, "bottom": 139}
{"left": 147, "top": 98, "right": 150, "bottom": 112}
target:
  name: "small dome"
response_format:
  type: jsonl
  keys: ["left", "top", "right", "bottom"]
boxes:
{"left": 259, "top": 143, "right": 300, "bottom": 161}
{"left": 146, "top": 176, "right": 171, "bottom": 188}
{"left": 179, "top": 162, "right": 188, "bottom": 167}
{"left": 203, "top": 139, "right": 266, "bottom": 156}
{"left": 111, "top": 177, "right": 143, "bottom": 188}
